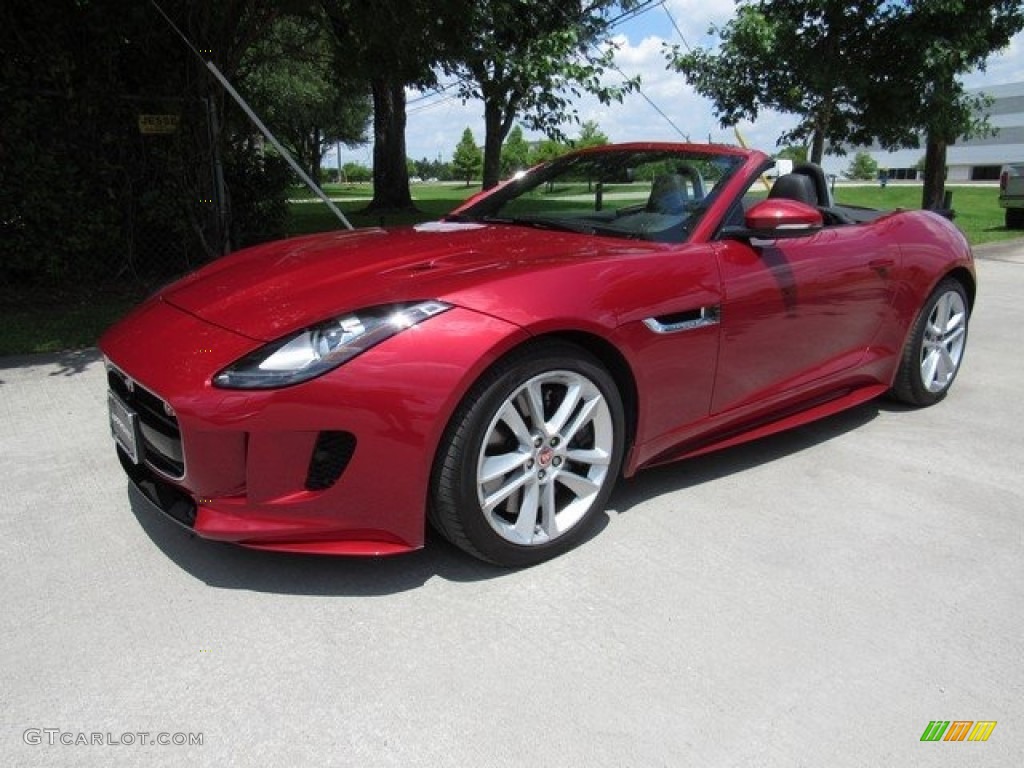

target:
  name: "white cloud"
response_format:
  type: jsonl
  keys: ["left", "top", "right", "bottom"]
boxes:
{"left": 399, "top": 6, "right": 1024, "bottom": 164}
{"left": 964, "top": 30, "right": 1024, "bottom": 87}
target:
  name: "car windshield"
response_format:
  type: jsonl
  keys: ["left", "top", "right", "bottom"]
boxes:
{"left": 449, "top": 148, "right": 746, "bottom": 243}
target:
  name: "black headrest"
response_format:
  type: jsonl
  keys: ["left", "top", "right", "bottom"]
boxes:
{"left": 648, "top": 174, "right": 689, "bottom": 215}
{"left": 769, "top": 173, "right": 818, "bottom": 206}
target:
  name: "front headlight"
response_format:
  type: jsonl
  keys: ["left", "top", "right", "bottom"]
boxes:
{"left": 213, "top": 300, "right": 451, "bottom": 389}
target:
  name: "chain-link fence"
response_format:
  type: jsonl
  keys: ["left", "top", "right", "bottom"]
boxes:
{"left": 0, "top": 86, "right": 284, "bottom": 288}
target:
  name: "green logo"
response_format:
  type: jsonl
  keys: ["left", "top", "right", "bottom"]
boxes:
{"left": 921, "top": 721, "right": 997, "bottom": 742}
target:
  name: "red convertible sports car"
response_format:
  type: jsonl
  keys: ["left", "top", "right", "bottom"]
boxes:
{"left": 101, "top": 143, "right": 974, "bottom": 566}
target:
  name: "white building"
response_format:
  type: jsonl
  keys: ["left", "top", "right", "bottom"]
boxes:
{"left": 841, "top": 81, "right": 1024, "bottom": 181}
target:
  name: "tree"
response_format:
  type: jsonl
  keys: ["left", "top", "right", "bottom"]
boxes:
{"left": 343, "top": 162, "right": 372, "bottom": 182}
{"left": 444, "top": 0, "right": 639, "bottom": 190}
{"left": 863, "top": 1, "right": 1024, "bottom": 209}
{"left": 501, "top": 125, "right": 531, "bottom": 177}
{"left": 666, "top": 1, "right": 893, "bottom": 164}
{"left": 452, "top": 128, "right": 483, "bottom": 186}
{"left": 575, "top": 119, "right": 609, "bottom": 149}
{"left": 844, "top": 151, "right": 878, "bottom": 181}
{"left": 413, "top": 157, "right": 453, "bottom": 181}
{"left": 1, "top": 0, "right": 289, "bottom": 283}
{"left": 666, "top": 1, "right": 1024, "bottom": 207}
{"left": 323, "top": 0, "right": 468, "bottom": 211}
{"left": 776, "top": 145, "right": 809, "bottom": 164}
{"left": 241, "top": 15, "right": 370, "bottom": 184}
{"left": 529, "top": 139, "right": 571, "bottom": 166}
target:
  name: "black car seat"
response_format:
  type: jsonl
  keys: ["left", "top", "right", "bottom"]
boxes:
{"left": 768, "top": 173, "right": 818, "bottom": 206}
{"left": 647, "top": 174, "right": 690, "bottom": 215}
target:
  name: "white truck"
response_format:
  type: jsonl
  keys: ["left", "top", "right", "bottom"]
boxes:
{"left": 999, "top": 163, "right": 1024, "bottom": 229}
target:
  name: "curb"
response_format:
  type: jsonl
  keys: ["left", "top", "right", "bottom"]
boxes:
{"left": 973, "top": 238, "right": 1024, "bottom": 263}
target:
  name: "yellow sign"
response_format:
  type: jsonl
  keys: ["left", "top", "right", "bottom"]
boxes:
{"left": 138, "top": 114, "right": 180, "bottom": 135}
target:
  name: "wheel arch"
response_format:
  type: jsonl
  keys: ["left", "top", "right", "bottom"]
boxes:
{"left": 428, "top": 329, "right": 640, "bottom": 483}
{"left": 425, "top": 328, "right": 637, "bottom": 564}
{"left": 945, "top": 266, "right": 976, "bottom": 312}
{"left": 533, "top": 330, "right": 640, "bottom": 455}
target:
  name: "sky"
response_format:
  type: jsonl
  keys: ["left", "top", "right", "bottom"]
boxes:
{"left": 328, "top": 0, "right": 1024, "bottom": 174}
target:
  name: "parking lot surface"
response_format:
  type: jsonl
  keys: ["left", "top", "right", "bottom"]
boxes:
{"left": 2, "top": 246, "right": 1022, "bottom": 767}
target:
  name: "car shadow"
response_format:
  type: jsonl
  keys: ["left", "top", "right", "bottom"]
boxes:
{"left": 607, "top": 400, "right": 880, "bottom": 515}
{"left": 127, "top": 401, "right": 880, "bottom": 596}
{"left": 126, "top": 485, "right": 515, "bottom": 595}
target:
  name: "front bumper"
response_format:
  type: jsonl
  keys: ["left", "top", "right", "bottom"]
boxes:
{"left": 100, "top": 297, "right": 527, "bottom": 555}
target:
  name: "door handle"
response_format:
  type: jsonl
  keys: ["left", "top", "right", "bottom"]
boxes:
{"left": 869, "top": 258, "right": 895, "bottom": 270}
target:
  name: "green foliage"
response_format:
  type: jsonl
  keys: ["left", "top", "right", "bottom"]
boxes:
{"left": 323, "top": 0, "right": 470, "bottom": 209}
{"left": 0, "top": 0, "right": 312, "bottom": 287}
{"left": 224, "top": 153, "right": 292, "bottom": 249}
{"left": 857, "top": 1, "right": 1024, "bottom": 207}
{"left": 343, "top": 163, "right": 373, "bottom": 183}
{"left": 501, "top": 126, "right": 532, "bottom": 177}
{"left": 861, "top": 1, "right": 1023, "bottom": 149}
{"left": 776, "top": 145, "right": 809, "bottom": 164}
{"left": 529, "top": 139, "right": 571, "bottom": 166}
{"left": 844, "top": 152, "right": 879, "bottom": 181}
{"left": 443, "top": 0, "right": 639, "bottom": 189}
{"left": 575, "top": 120, "right": 610, "bottom": 149}
{"left": 413, "top": 157, "right": 453, "bottom": 181}
{"left": 452, "top": 128, "right": 483, "bottom": 186}
{"left": 666, "top": 1, "right": 892, "bottom": 162}
{"left": 241, "top": 14, "right": 370, "bottom": 184}
{"left": 666, "top": 0, "right": 1024, "bottom": 192}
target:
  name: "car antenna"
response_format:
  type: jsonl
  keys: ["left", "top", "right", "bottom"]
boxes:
{"left": 149, "top": 0, "right": 354, "bottom": 232}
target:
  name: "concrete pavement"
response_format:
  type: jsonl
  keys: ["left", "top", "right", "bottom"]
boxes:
{"left": 2, "top": 247, "right": 1022, "bottom": 767}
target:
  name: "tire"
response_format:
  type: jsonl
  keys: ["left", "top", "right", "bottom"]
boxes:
{"left": 1006, "top": 207, "right": 1024, "bottom": 230}
{"left": 430, "top": 341, "right": 625, "bottom": 567}
{"left": 890, "top": 278, "right": 969, "bottom": 406}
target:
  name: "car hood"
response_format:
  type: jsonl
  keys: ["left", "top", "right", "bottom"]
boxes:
{"left": 161, "top": 221, "right": 661, "bottom": 340}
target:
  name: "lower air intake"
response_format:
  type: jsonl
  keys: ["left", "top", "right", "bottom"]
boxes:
{"left": 305, "top": 431, "right": 357, "bottom": 491}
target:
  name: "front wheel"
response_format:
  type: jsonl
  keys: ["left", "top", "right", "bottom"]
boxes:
{"left": 430, "top": 341, "right": 625, "bottom": 567}
{"left": 890, "top": 278, "right": 969, "bottom": 406}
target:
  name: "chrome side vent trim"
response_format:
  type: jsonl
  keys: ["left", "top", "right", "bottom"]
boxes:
{"left": 644, "top": 306, "right": 721, "bottom": 334}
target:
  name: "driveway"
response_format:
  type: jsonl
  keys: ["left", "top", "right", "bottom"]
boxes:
{"left": 2, "top": 245, "right": 1022, "bottom": 767}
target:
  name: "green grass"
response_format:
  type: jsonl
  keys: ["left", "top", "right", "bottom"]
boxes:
{"left": 832, "top": 184, "right": 1019, "bottom": 245}
{"left": 1, "top": 181, "right": 1020, "bottom": 357}
{"left": 285, "top": 183, "right": 480, "bottom": 235}
{"left": 0, "top": 287, "right": 145, "bottom": 357}
{"left": 290, "top": 181, "right": 1023, "bottom": 246}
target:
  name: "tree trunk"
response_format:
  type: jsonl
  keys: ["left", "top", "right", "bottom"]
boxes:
{"left": 310, "top": 127, "right": 323, "bottom": 185}
{"left": 810, "top": 129, "right": 825, "bottom": 165}
{"left": 366, "top": 77, "right": 415, "bottom": 212}
{"left": 921, "top": 134, "right": 948, "bottom": 210}
{"left": 481, "top": 99, "right": 506, "bottom": 190}
{"left": 810, "top": 97, "right": 833, "bottom": 165}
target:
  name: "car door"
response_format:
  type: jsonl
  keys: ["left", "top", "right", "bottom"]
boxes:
{"left": 711, "top": 225, "right": 899, "bottom": 415}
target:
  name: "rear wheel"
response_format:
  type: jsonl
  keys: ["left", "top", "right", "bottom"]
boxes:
{"left": 430, "top": 341, "right": 624, "bottom": 566}
{"left": 1006, "top": 207, "right": 1024, "bottom": 229}
{"left": 891, "top": 278, "right": 969, "bottom": 406}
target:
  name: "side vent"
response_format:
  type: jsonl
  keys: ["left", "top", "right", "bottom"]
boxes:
{"left": 305, "top": 431, "right": 357, "bottom": 491}
{"left": 644, "top": 305, "right": 720, "bottom": 334}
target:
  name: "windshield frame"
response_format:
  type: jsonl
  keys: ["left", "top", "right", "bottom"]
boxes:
{"left": 447, "top": 146, "right": 749, "bottom": 244}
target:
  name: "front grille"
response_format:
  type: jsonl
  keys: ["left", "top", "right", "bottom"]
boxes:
{"left": 107, "top": 365, "right": 185, "bottom": 479}
{"left": 305, "top": 431, "right": 356, "bottom": 491}
{"left": 118, "top": 450, "right": 196, "bottom": 529}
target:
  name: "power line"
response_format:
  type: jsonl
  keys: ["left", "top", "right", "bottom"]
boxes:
{"left": 406, "top": 80, "right": 462, "bottom": 107}
{"left": 607, "top": 0, "right": 665, "bottom": 30}
{"left": 662, "top": 3, "right": 692, "bottom": 52}
{"left": 610, "top": 62, "right": 689, "bottom": 141}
